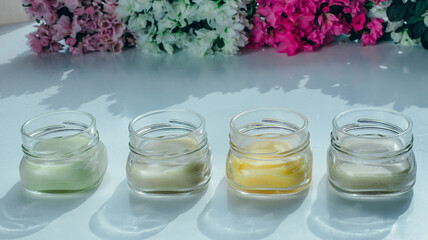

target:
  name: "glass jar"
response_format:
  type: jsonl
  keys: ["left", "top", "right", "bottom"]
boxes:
{"left": 20, "top": 111, "right": 108, "bottom": 194}
{"left": 127, "top": 109, "right": 212, "bottom": 194}
{"left": 226, "top": 108, "right": 313, "bottom": 195}
{"left": 327, "top": 108, "right": 416, "bottom": 196}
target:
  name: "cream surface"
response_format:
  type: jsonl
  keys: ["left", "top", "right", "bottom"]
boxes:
{"left": 127, "top": 136, "right": 210, "bottom": 192}
{"left": 20, "top": 136, "right": 108, "bottom": 193}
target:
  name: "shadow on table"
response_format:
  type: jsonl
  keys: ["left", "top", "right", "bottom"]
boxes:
{"left": 0, "top": 22, "right": 33, "bottom": 36}
{"left": 198, "top": 178, "right": 308, "bottom": 239}
{"left": 307, "top": 175, "right": 412, "bottom": 240}
{"left": 0, "top": 50, "right": 303, "bottom": 117}
{"left": 90, "top": 180, "right": 205, "bottom": 239}
{"left": 303, "top": 43, "right": 428, "bottom": 111}
{"left": 1, "top": 42, "right": 427, "bottom": 117}
{"left": 0, "top": 182, "right": 94, "bottom": 239}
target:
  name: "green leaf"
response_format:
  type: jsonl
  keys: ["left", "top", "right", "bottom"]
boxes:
{"left": 421, "top": 29, "right": 428, "bottom": 49}
{"left": 415, "top": 0, "right": 428, "bottom": 16}
{"left": 387, "top": 0, "right": 407, "bottom": 21}
{"left": 406, "top": 1, "right": 417, "bottom": 15}
{"left": 214, "top": 37, "right": 225, "bottom": 48}
{"left": 408, "top": 21, "right": 427, "bottom": 39}
{"left": 406, "top": 15, "right": 423, "bottom": 25}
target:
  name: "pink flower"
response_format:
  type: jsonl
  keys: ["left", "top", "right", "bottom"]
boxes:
{"left": 26, "top": 32, "right": 44, "bottom": 54}
{"left": 26, "top": 24, "right": 63, "bottom": 54}
{"left": 23, "top": 0, "right": 136, "bottom": 55}
{"left": 113, "top": 22, "right": 126, "bottom": 38}
{"left": 297, "top": 14, "right": 315, "bottom": 32}
{"left": 249, "top": 16, "right": 268, "bottom": 48}
{"left": 111, "top": 41, "right": 124, "bottom": 53}
{"left": 361, "top": 18, "right": 383, "bottom": 46}
{"left": 71, "top": 16, "right": 82, "bottom": 38}
{"left": 86, "top": 6, "right": 95, "bottom": 15}
{"left": 65, "top": 37, "right": 77, "bottom": 46}
{"left": 52, "top": 15, "right": 71, "bottom": 41}
{"left": 64, "top": 0, "right": 81, "bottom": 11}
{"left": 248, "top": 0, "right": 384, "bottom": 55}
{"left": 276, "top": 31, "right": 300, "bottom": 56}
{"left": 351, "top": 13, "right": 366, "bottom": 32}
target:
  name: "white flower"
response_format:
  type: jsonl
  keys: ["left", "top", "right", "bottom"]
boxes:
{"left": 118, "top": 0, "right": 250, "bottom": 55}
{"left": 402, "top": 0, "right": 416, "bottom": 3}
{"left": 386, "top": 21, "right": 403, "bottom": 32}
{"left": 423, "top": 11, "right": 428, "bottom": 27}
{"left": 393, "top": 29, "right": 420, "bottom": 45}
{"left": 368, "top": 0, "right": 391, "bottom": 20}
{"left": 391, "top": 31, "right": 402, "bottom": 42}
{"left": 116, "top": 0, "right": 136, "bottom": 19}
{"left": 135, "top": 0, "right": 153, "bottom": 12}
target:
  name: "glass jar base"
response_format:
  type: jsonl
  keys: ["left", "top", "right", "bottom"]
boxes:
{"left": 127, "top": 177, "right": 210, "bottom": 196}
{"left": 22, "top": 177, "right": 104, "bottom": 196}
{"left": 227, "top": 178, "right": 311, "bottom": 198}
{"left": 328, "top": 180, "right": 414, "bottom": 199}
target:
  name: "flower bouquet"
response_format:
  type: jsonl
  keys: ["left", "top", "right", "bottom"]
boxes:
{"left": 248, "top": 0, "right": 387, "bottom": 56}
{"left": 23, "top": 0, "right": 136, "bottom": 55}
{"left": 117, "top": 0, "right": 254, "bottom": 55}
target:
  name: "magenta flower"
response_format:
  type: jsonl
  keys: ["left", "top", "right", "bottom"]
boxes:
{"left": 276, "top": 31, "right": 300, "bottom": 56}
{"left": 351, "top": 13, "right": 366, "bottom": 32}
{"left": 248, "top": 0, "right": 385, "bottom": 55}
{"left": 361, "top": 18, "right": 383, "bottom": 46}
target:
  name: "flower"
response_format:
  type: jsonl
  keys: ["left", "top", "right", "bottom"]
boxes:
{"left": 361, "top": 18, "right": 383, "bottom": 46}
{"left": 118, "top": 0, "right": 251, "bottom": 55}
{"left": 394, "top": 30, "right": 420, "bottom": 46}
{"left": 26, "top": 24, "right": 63, "bottom": 54}
{"left": 23, "top": 0, "right": 136, "bottom": 55}
{"left": 351, "top": 13, "right": 367, "bottom": 32}
{"left": 423, "top": 11, "right": 428, "bottom": 27}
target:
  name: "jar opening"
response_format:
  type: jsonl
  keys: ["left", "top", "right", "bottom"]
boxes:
{"left": 21, "top": 111, "right": 96, "bottom": 140}
{"left": 333, "top": 108, "right": 412, "bottom": 140}
{"left": 331, "top": 108, "right": 413, "bottom": 159}
{"left": 230, "top": 108, "right": 308, "bottom": 139}
{"left": 129, "top": 109, "right": 205, "bottom": 141}
{"left": 229, "top": 108, "right": 310, "bottom": 160}
{"left": 21, "top": 111, "right": 98, "bottom": 160}
{"left": 128, "top": 109, "right": 207, "bottom": 158}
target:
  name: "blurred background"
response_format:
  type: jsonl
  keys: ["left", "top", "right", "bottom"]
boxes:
{"left": 0, "top": 0, "right": 31, "bottom": 25}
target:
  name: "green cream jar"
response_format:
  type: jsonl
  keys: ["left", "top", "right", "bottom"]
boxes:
{"left": 20, "top": 111, "right": 108, "bottom": 194}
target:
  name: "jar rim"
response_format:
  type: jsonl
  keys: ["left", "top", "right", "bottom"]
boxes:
{"left": 230, "top": 108, "right": 308, "bottom": 139}
{"left": 129, "top": 109, "right": 205, "bottom": 140}
{"left": 332, "top": 108, "right": 413, "bottom": 140}
{"left": 21, "top": 110, "right": 96, "bottom": 140}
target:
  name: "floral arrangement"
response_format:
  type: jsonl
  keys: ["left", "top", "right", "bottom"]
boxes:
{"left": 116, "top": 0, "right": 254, "bottom": 55}
{"left": 248, "top": 0, "right": 388, "bottom": 55}
{"left": 22, "top": 0, "right": 136, "bottom": 55}
{"left": 21, "top": 0, "right": 427, "bottom": 56}
{"left": 369, "top": 0, "right": 428, "bottom": 48}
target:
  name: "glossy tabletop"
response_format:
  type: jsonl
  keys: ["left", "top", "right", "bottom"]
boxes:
{"left": 0, "top": 22, "right": 427, "bottom": 240}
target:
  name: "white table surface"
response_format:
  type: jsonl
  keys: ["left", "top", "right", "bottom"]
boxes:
{"left": 0, "top": 22, "right": 427, "bottom": 240}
